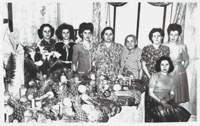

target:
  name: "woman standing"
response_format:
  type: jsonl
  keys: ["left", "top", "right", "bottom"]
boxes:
{"left": 34, "top": 24, "right": 56, "bottom": 74}
{"left": 149, "top": 56, "right": 191, "bottom": 122}
{"left": 55, "top": 23, "right": 76, "bottom": 68}
{"left": 165, "top": 23, "right": 190, "bottom": 104}
{"left": 37, "top": 24, "right": 56, "bottom": 55}
{"left": 94, "top": 27, "right": 123, "bottom": 79}
{"left": 121, "top": 34, "right": 142, "bottom": 79}
{"left": 141, "top": 28, "right": 170, "bottom": 122}
{"left": 72, "top": 22, "right": 94, "bottom": 76}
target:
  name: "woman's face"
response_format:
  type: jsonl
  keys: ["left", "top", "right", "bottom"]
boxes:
{"left": 126, "top": 36, "right": 136, "bottom": 50}
{"left": 82, "top": 30, "right": 92, "bottom": 41}
{"left": 152, "top": 32, "right": 162, "bottom": 44}
{"left": 42, "top": 26, "right": 51, "bottom": 40}
{"left": 62, "top": 29, "right": 70, "bottom": 40}
{"left": 103, "top": 29, "right": 113, "bottom": 43}
{"left": 169, "top": 30, "right": 179, "bottom": 43}
{"left": 160, "top": 60, "right": 170, "bottom": 73}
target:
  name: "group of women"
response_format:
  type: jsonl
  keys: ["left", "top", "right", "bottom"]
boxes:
{"left": 32, "top": 22, "right": 190, "bottom": 122}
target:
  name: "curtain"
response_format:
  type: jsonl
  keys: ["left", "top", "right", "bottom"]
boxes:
{"left": 92, "top": 2, "right": 111, "bottom": 44}
{"left": 3, "top": 2, "right": 58, "bottom": 98}
{"left": 172, "top": 3, "right": 198, "bottom": 116}
{"left": 92, "top": 2, "right": 101, "bottom": 44}
{"left": 172, "top": 3, "right": 187, "bottom": 43}
{"left": 183, "top": 3, "right": 199, "bottom": 116}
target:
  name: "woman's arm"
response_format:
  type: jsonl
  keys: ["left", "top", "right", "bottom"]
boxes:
{"left": 142, "top": 61, "right": 151, "bottom": 79}
{"left": 149, "top": 88, "right": 161, "bottom": 103}
{"left": 72, "top": 45, "right": 78, "bottom": 71}
{"left": 183, "top": 60, "right": 189, "bottom": 69}
{"left": 149, "top": 74, "right": 168, "bottom": 105}
{"left": 138, "top": 69, "right": 143, "bottom": 80}
{"left": 148, "top": 75, "right": 161, "bottom": 102}
{"left": 182, "top": 44, "right": 190, "bottom": 69}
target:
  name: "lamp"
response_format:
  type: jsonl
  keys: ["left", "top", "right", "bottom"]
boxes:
{"left": 108, "top": 2, "right": 127, "bottom": 41}
{"left": 148, "top": 2, "right": 172, "bottom": 30}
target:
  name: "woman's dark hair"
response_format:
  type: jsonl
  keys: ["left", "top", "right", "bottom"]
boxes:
{"left": 101, "top": 27, "right": 114, "bottom": 41}
{"left": 149, "top": 28, "right": 164, "bottom": 43}
{"left": 55, "top": 23, "right": 74, "bottom": 40}
{"left": 37, "top": 24, "right": 54, "bottom": 39}
{"left": 78, "top": 22, "right": 94, "bottom": 39}
{"left": 167, "top": 23, "right": 182, "bottom": 35}
{"left": 155, "top": 56, "right": 174, "bottom": 73}
{"left": 124, "top": 34, "right": 138, "bottom": 48}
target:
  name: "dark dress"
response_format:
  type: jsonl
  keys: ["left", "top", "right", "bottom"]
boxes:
{"left": 34, "top": 39, "right": 56, "bottom": 74}
{"left": 39, "top": 39, "right": 56, "bottom": 52}
{"left": 55, "top": 41, "right": 76, "bottom": 69}
{"left": 34, "top": 39, "right": 56, "bottom": 62}
{"left": 141, "top": 44, "right": 170, "bottom": 122}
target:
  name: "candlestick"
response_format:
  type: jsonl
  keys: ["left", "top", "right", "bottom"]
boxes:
{"left": 19, "top": 88, "right": 21, "bottom": 98}
{"left": 5, "top": 113, "right": 9, "bottom": 122}
{"left": 59, "top": 104, "right": 63, "bottom": 116}
{"left": 31, "top": 99, "right": 35, "bottom": 109}
{"left": 129, "top": 77, "right": 132, "bottom": 86}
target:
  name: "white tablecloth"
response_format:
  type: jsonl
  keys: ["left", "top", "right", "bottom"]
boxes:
{"left": 108, "top": 92, "right": 145, "bottom": 123}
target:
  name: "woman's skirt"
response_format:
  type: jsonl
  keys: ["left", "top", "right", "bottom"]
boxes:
{"left": 149, "top": 97, "right": 191, "bottom": 122}
{"left": 172, "top": 63, "right": 189, "bottom": 103}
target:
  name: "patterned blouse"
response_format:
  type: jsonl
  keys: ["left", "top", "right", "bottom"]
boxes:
{"left": 141, "top": 44, "right": 170, "bottom": 85}
{"left": 121, "top": 47, "right": 142, "bottom": 79}
{"left": 94, "top": 42, "right": 123, "bottom": 77}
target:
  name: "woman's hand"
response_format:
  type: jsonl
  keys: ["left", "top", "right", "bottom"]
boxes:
{"left": 160, "top": 99, "right": 171, "bottom": 107}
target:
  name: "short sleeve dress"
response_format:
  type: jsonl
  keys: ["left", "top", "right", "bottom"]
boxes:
{"left": 94, "top": 42, "right": 123, "bottom": 78}
{"left": 165, "top": 42, "right": 190, "bottom": 103}
{"left": 141, "top": 44, "right": 170, "bottom": 87}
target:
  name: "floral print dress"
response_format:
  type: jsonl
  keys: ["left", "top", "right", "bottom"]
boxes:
{"left": 94, "top": 42, "right": 123, "bottom": 79}
{"left": 141, "top": 44, "right": 170, "bottom": 87}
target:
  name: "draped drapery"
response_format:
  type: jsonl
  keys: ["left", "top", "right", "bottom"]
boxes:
{"left": 172, "top": 3, "right": 187, "bottom": 43}
{"left": 92, "top": 2, "right": 111, "bottom": 44}
{"left": 3, "top": 2, "right": 58, "bottom": 98}
{"left": 12, "top": 2, "right": 58, "bottom": 46}
{"left": 172, "top": 3, "right": 198, "bottom": 116}
{"left": 92, "top": 2, "right": 101, "bottom": 44}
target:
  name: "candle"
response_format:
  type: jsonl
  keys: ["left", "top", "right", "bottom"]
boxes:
{"left": 19, "top": 88, "right": 21, "bottom": 98}
{"left": 20, "top": 86, "right": 27, "bottom": 96}
{"left": 5, "top": 113, "right": 9, "bottom": 122}
{"left": 129, "top": 77, "right": 132, "bottom": 86}
{"left": 31, "top": 99, "right": 35, "bottom": 109}
{"left": 59, "top": 105, "right": 62, "bottom": 114}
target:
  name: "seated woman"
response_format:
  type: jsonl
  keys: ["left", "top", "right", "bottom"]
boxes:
{"left": 148, "top": 56, "right": 191, "bottom": 122}
{"left": 72, "top": 22, "right": 95, "bottom": 77}
{"left": 121, "top": 34, "right": 143, "bottom": 79}
{"left": 55, "top": 23, "right": 76, "bottom": 69}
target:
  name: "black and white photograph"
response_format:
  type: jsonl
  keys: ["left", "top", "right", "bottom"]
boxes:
{"left": 1, "top": 0, "right": 199, "bottom": 124}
